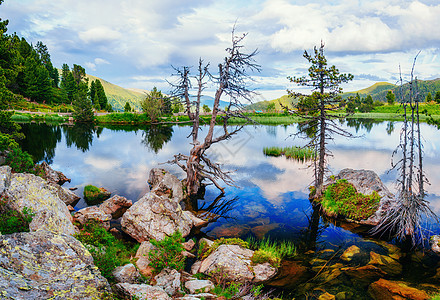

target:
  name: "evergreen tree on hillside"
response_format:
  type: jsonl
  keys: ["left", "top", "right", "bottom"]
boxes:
{"left": 435, "top": 91, "right": 440, "bottom": 104}
{"left": 94, "top": 80, "right": 107, "bottom": 110}
{"left": 426, "top": 92, "right": 432, "bottom": 103}
{"left": 72, "top": 86, "right": 93, "bottom": 122}
{"left": 89, "top": 80, "right": 96, "bottom": 105}
{"left": 386, "top": 90, "right": 395, "bottom": 105}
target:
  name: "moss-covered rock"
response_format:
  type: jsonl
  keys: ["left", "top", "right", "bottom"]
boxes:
{"left": 84, "top": 184, "right": 111, "bottom": 205}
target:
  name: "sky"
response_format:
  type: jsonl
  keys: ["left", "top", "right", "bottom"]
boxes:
{"left": 2, "top": 0, "right": 440, "bottom": 101}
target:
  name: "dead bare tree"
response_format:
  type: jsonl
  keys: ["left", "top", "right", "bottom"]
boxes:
{"left": 372, "top": 54, "right": 436, "bottom": 246}
{"left": 166, "top": 28, "right": 260, "bottom": 197}
{"left": 285, "top": 42, "right": 354, "bottom": 197}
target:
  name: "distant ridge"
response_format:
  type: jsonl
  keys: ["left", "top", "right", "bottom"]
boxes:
{"left": 247, "top": 79, "right": 440, "bottom": 110}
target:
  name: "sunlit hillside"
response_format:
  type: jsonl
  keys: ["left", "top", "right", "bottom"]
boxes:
{"left": 85, "top": 75, "right": 146, "bottom": 111}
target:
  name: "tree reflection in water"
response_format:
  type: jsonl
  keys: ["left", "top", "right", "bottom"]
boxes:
{"left": 19, "top": 123, "right": 62, "bottom": 164}
{"left": 63, "top": 123, "right": 98, "bottom": 152}
{"left": 141, "top": 125, "right": 173, "bottom": 153}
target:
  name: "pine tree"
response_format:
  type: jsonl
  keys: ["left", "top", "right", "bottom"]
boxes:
{"left": 94, "top": 80, "right": 107, "bottom": 110}
{"left": 287, "top": 42, "right": 353, "bottom": 196}
{"left": 73, "top": 88, "right": 93, "bottom": 122}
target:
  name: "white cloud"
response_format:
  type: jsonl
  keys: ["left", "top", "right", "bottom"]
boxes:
{"left": 78, "top": 27, "right": 122, "bottom": 44}
{"left": 2, "top": 0, "right": 440, "bottom": 99}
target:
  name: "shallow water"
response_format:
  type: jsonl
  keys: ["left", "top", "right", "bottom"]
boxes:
{"left": 19, "top": 120, "right": 440, "bottom": 298}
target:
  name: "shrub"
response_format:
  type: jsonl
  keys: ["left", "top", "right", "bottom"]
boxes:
{"left": 74, "top": 220, "right": 135, "bottom": 280}
{"left": 0, "top": 195, "right": 34, "bottom": 234}
{"left": 5, "top": 147, "right": 34, "bottom": 173}
{"left": 148, "top": 231, "right": 185, "bottom": 273}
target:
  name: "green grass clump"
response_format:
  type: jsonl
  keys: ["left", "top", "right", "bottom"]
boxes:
{"left": 212, "top": 282, "right": 241, "bottom": 299}
{"left": 148, "top": 231, "right": 185, "bottom": 273}
{"left": 0, "top": 195, "right": 34, "bottom": 234}
{"left": 247, "top": 237, "right": 296, "bottom": 268}
{"left": 202, "top": 238, "right": 249, "bottom": 259}
{"left": 263, "top": 146, "right": 315, "bottom": 162}
{"left": 319, "top": 179, "right": 380, "bottom": 221}
{"left": 83, "top": 185, "right": 110, "bottom": 205}
{"left": 95, "top": 112, "right": 151, "bottom": 124}
{"left": 74, "top": 220, "right": 137, "bottom": 281}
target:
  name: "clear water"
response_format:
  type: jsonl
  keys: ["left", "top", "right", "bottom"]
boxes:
{"left": 19, "top": 120, "right": 440, "bottom": 298}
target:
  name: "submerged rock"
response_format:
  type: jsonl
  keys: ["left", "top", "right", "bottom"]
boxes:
{"left": 121, "top": 192, "right": 201, "bottom": 241}
{"left": 368, "top": 251, "right": 402, "bottom": 276}
{"left": 368, "top": 278, "right": 429, "bottom": 300}
{"left": 340, "top": 245, "right": 361, "bottom": 262}
{"left": 0, "top": 231, "right": 110, "bottom": 299}
{"left": 268, "top": 260, "right": 308, "bottom": 288}
{"left": 3, "top": 168, "right": 75, "bottom": 235}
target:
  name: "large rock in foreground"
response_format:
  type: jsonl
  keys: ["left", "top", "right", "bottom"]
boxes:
{"left": 121, "top": 192, "right": 201, "bottom": 241}
{"left": 198, "top": 244, "right": 277, "bottom": 283}
{"left": 0, "top": 231, "right": 110, "bottom": 299}
{"left": 2, "top": 167, "right": 76, "bottom": 235}
{"left": 331, "top": 168, "right": 395, "bottom": 225}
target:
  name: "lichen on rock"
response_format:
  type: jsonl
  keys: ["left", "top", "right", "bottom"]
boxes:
{"left": 0, "top": 231, "right": 110, "bottom": 299}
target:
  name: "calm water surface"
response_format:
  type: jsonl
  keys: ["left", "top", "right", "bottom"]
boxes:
{"left": 20, "top": 120, "right": 440, "bottom": 297}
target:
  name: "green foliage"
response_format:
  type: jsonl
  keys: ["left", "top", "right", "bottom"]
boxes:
{"left": 74, "top": 220, "right": 135, "bottom": 280}
{"left": 73, "top": 88, "right": 94, "bottom": 122}
{"left": 435, "top": 91, "right": 440, "bottom": 104}
{"left": 202, "top": 238, "right": 249, "bottom": 259}
{"left": 319, "top": 179, "right": 381, "bottom": 220}
{"left": 211, "top": 281, "right": 241, "bottom": 299}
{"left": 83, "top": 185, "right": 110, "bottom": 205}
{"left": 0, "top": 195, "right": 34, "bottom": 234}
{"left": 0, "top": 132, "right": 19, "bottom": 151}
{"left": 426, "top": 92, "right": 433, "bottom": 103}
{"left": 124, "top": 102, "right": 132, "bottom": 112}
{"left": 386, "top": 90, "right": 395, "bottom": 105}
{"left": 263, "top": 146, "right": 315, "bottom": 162}
{"left": 247, "top": 237, "right": 296, "bottom": 268}
{"left": 5, "top": 147, "right": 34, "bottom": 173}
{"left": 267, "top": 102, "right": 276, "bottom": 112}
{"left": 141, "top": 87, "right": 166, "bottom": 122}
{"left": 148, "top": 231, "right": 185, "bottom": 273}
{"left": 202, "top": 104, "right": 211, "bottom": 113}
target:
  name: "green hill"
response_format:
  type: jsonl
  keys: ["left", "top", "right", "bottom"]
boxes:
{"left": 342, "top": 82, "right": 396, "bottom": 100}
{"left": 85, "top": 75, "right": 146, "bottom": 111}
{"left": 246, "top": 95, "right": 296, "bottom": 111}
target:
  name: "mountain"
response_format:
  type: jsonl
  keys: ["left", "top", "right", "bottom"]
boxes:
{"left": 85, "top": 75, "right": 146, "bottom": 111}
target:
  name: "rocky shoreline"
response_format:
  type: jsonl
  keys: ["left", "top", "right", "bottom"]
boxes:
{"left": 1, "top": 165, "right": 440, "bottom": 299}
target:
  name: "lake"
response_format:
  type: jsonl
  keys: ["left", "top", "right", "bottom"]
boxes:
{"left": 19, "top": 119, "right": 440, "bottom": 298}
